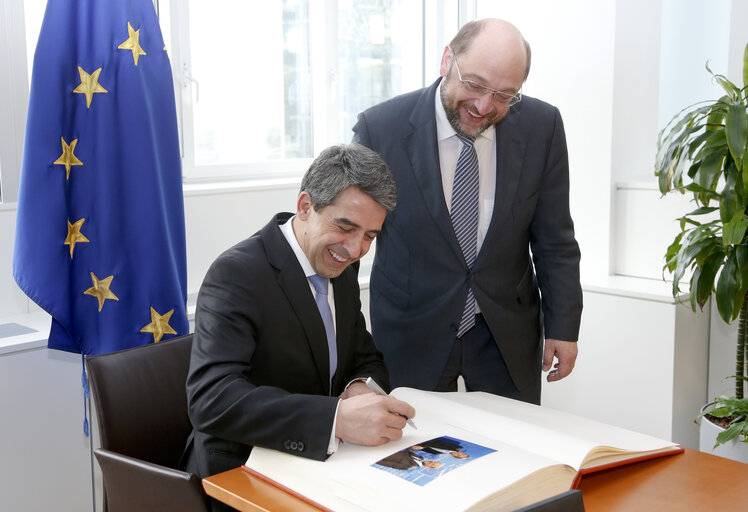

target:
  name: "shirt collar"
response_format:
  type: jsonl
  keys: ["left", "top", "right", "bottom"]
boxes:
{"left": 279, "top": 215, "right": 316, "bottom": 278}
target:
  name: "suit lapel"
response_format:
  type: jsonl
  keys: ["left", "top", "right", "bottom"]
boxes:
{"left": 478, "top": 105, "right": 526, "bottom": 262}
{"left": 263, "top": 214, "right": 331, "bottom": 393}
{"left": 405, "top": 79, "right": 465, "bottom": 264}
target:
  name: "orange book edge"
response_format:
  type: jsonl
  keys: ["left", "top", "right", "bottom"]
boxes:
{"left": 570, "top": 446, "right": 685, "bottom": 489}
{"left": 242, "top": 464, "right": 332, "bottom": 511}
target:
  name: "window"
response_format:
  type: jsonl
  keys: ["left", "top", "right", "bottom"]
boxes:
{"left": 169, "top": 0, "right": 458, "bottom": 181}
{"left": 0, "top": 0, "right": 461, "bottom": 200}
{"left": 0, "top": 0, "right": 37, "bottom": 203}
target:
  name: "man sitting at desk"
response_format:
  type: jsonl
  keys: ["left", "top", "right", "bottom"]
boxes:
{"left": 181, "top": 144, "right": 415, "bottom": 499}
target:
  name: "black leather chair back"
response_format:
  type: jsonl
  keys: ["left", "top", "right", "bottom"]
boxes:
{"left": 87, "top": 334, "right": 193, "bottom": 467}
{"left": 86, "top": 334, "right": 210, "bottom": 512}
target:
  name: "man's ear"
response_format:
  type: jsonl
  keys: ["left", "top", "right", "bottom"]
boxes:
{"left": 296, "top": 191, "right": 313, "bottom": 220}
{"left": 439, "top": 46, "right": 452, "bottom": 77}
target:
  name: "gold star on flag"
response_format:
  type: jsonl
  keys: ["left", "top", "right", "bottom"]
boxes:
{"left": 84, "top": 272, "right": 119, "bottom": 312}
{"left": 140, "top": 307, "right": 177, "bottom": 343}
{"left": 53, "top": 137, "right": 83, "bottom": 179}
{"left": 73, "top": 66, "right": 108, "bottom": 108}
{"left": 117, "top": 21, "right": 147, "bottom": 66}
{"left": 64, "top": 218, "right": 89, "bottom": 258}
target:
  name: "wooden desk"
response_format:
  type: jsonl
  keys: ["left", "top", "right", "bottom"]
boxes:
{"left": 203, "top": 448, "right": 748, "bottom": 511}
{"left": 577, "top": 447, "right": 748, "bottom": 511}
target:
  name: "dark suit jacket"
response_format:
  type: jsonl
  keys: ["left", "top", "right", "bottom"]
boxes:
{"left": 183, "top": 213, "right": 390, "bottom": 478}
{"left": 353, "top": 78, "right": 582, "bottom": 402}
{"left": 377, "top": 448, "right": 423, "bottom": 470}
{"left": 419, "top": 437, "right": 462, "bottom": 453}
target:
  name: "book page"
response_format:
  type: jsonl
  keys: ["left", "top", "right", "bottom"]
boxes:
{"left": 247, "top": 420, "right": 576, "bottom": 512}
{"left": 392, "top": 388, "right": 679, "bottom": 470}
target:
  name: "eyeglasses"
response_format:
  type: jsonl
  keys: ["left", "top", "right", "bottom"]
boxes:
{"left": 450, "top": 50, "right": 522, "bottom": 107}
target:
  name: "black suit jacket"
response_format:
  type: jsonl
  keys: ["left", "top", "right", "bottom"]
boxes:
{"left": 183, "top": 213, "right": 390, "bottom": 478}
{"left": 377, "top": 448, "right": 423, "bottom": 470}
{"left": 353, "top": 79, "right": 582, "bottom": 402}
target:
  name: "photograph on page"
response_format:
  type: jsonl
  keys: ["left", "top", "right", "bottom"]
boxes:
{"left": 372, "top": 435, "right": 496, "bottom": 486}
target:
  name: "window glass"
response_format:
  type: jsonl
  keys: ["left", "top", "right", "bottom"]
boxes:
{"left": 182, "top": 0, "right": 428, "bottom": 180}
{"left": 336, "top": 0, "right": 424, "bottom": 138}
{"left": 187, "top": 0, "right": 312, "bottom": 167}
{"left": 24, "top": 0, "right": 47, "bottom": 82}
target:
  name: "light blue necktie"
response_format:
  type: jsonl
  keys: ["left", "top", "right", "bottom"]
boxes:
{"left": 451, "top": 135, "right": 480, "bottom": 338}
{"left": 308, "top": 274, "right": 337, "bottom": 388}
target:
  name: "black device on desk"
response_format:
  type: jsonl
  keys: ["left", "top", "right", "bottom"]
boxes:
{"left": 514, "top": 490, "right": 585, "bottom": 512}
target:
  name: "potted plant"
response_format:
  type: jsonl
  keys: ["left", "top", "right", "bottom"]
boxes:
{"left": 654, "top": 42, "right": 748, "bottom": 458}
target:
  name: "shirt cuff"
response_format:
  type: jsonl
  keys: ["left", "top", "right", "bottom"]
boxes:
{"left": 327, "top": 398, "right": 342, "bottom": 454}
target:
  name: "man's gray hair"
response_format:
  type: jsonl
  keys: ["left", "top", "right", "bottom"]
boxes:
{"left": 300, "top": 143, "right": 397, "bottom": 212}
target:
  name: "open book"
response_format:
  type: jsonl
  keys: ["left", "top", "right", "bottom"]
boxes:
{"left": 244, "top": 388, "right": 683, "bottom": 512}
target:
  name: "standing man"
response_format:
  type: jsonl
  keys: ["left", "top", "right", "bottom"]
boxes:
{"left": 353, "top": 19, "right": 582, "bottom": 404}
{"left": 182, "top": 144, "right": 415, "bottom": 498}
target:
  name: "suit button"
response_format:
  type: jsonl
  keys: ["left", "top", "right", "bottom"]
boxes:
{"left": 297, "top": 442, "right": 305, "bottom": 451}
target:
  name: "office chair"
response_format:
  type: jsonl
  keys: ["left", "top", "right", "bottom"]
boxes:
{"left": 85, "top": 334, "right": 210, "bottom": 512}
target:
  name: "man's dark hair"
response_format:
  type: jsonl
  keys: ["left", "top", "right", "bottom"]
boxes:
{"left": 300, "top": 143, "right": 397, "bottom": 212}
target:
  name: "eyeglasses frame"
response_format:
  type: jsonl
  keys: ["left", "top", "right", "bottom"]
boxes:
{"left": 450, "top": 49, "right": 522, "bottom": 107}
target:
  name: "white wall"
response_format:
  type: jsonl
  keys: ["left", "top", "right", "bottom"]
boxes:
{"left": 0, "top": 205, "right": 30, "bottom": 317}
{"left": 478, "top": 0, "right": 616, "bottom": 281}
{"left": 2, "top": 2, "right": 748, "bottom": 510}
{"left": 0, "top": 345, "right": 95, "bottom": 512}
{"left": 183, "top": 181, "right": 300, "bottom": 297}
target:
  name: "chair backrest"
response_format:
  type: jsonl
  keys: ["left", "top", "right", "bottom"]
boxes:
{"left": 86, "top": 334, "right": 194, "bottom": 469}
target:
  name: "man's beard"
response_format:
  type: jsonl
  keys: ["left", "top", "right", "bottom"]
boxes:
{"left": 440, "top": 77, "right": 505, "bottom": 138}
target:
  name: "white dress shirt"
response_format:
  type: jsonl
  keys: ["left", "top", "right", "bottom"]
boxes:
{"left": 435, "top": 81, "right": 497, "bottom": 315}
{"left": 435, "top": 80, "right": 497, "bottom": 255}
{"left": 280, "top": 216, "right": 340, "bottom": 453}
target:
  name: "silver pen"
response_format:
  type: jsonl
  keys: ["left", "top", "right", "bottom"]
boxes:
{"left": 365, "top": 377, "right": 417, "bottom": 429}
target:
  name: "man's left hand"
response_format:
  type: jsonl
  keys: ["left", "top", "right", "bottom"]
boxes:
{"left": 542, "top": 338, "right": 578, "bottom": 382}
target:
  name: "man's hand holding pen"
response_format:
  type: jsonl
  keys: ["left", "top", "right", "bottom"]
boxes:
{"left": 335, "top": 381, "right": 416, "bottom": 446}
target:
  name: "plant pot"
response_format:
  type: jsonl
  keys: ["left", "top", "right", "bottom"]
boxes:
{"left": 698, "top": 404, "right": 748, "bottom": 463}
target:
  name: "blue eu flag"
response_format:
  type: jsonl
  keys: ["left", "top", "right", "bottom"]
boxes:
{"left": 13, "top": 0, "right": 188, "bottom": 355}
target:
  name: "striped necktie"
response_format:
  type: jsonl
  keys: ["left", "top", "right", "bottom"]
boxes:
{"left": 308, "top": 274, "right": 337, "bottom": 390}
{"left": 451, "top": 135, "right": 480, "bottom": 338}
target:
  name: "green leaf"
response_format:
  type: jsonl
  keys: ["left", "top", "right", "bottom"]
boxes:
{"left": 743, "top": 42, "right": 748, "bottom": 88}
{"left": 673, "top": 235, "right": 718, "bottom": 294}
{"left": 694, "top": 129, "right": 727, "bottom": 162}
{"left": 657, "top": 125, "right": 707, "bottom": 192}
{"left": 744, "top": 143, "right": 748, "bottom": 196}
{"left": 707, "top": 104, "right": 727, "bottom": 130}
{"left": 690, "top": 267, "right": 703, "bottom": 311}
{"left": 684, "top": 182, "right": 720, "bottom": 201}
{"left": 687, "top": 206, "right": 719, "bottom": 216}
{"left": 664, "top": 237, "right": 683, "bottom": 275}
{"left": 725, "top": 102, "right": 748, "bottom": 170}
{"left": 715, "top": 421, "right": 747, "bottom": 447}
{"left": 739, "top": 245, "right": 748, "bottom": 289}
{"left": 720, "top": 169, "right": 739, "bottom": 223}
{"left": 723, "top": 215, "right": 748, "bottom": 246}
{"left": 716, "top": 251, "right": 741, "bottom": 322}
{"left": 688, "top": 130, "right": 714, "bottom": 159}
{"left": 695, "top": 251, "right": 725, "bottom": 309}
{"left": 711, "top": 71, "right": 741, "bottom": 100}
{"left": 695, "top": 150, "right": 726, "bottom": 192}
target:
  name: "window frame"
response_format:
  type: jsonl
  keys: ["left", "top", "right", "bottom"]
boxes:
{"left": 0, "top": 0, "right": 30, "bottom": 204}
{"left": 0, "top": 0, "right": 466, "bottom": 199}
{"left": 167, "top": 0, "right": 462, "bottom": 184}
